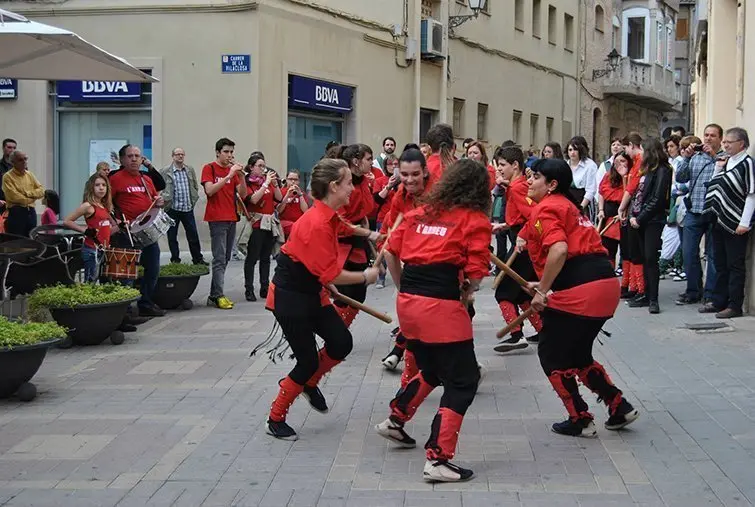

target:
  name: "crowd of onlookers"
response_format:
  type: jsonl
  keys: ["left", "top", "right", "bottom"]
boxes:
{"left": 2, "top": 122, "right": 753, "bottom": 317}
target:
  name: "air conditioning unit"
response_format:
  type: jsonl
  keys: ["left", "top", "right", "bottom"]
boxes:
{"left": 421, "top": 18, "right": 445, "bottom": 59}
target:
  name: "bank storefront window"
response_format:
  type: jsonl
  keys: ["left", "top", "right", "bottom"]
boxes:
{"left": 287, "top": 75, "right": 353, "bottom": 190}
{"left": 55, "top": 73, "right": 152, "bottom": 215}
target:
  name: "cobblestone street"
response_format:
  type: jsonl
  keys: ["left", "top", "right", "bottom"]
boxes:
{"left": 1, "top": 260, "right": 755, "bottom": 506}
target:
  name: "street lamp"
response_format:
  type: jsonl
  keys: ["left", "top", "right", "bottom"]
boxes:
{"left": 449, "top": 0, "right": 487, "bottom": 33}
{"left": 592, "top": 49, "right": 621, "bottom": 79}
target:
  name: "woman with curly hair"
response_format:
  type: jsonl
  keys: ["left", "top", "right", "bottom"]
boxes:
{"left": 374, "top": 158, "right": 491, "bottom": 483}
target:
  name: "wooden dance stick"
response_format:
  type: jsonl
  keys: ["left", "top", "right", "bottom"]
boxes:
{"left": 328, "top": 286, "right": 393, "bottom": 324}
{"left": 490, "top": 254, "right": 532, "bottom": 294}
{"left": 492, "top": 250, "right": 519, "bottom": 289}
{"left": 496, "top": 307, "right": 535, "bottom": 339}
{"left": 594, "top": 217, "right": 604, "bottom": 231}
{"left": 372, "top": 213, "right": 404, "bottom": 268}
{"left": 599, "top": 216, "right": 619, "bottom": 236}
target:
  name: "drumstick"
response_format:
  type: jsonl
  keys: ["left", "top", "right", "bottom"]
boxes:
{"left": 599, "top": 216, "right": 619, "bottom": 236}
{"left": 492, "top": 250, "right": 519, "bottom": 289}
{"left": 491, "top": 254, "right": 532, "bottom": 294}
{"left": 496, "top": 307, "right": 535, "bottom": 339}
{"left": 235, "top": 195, "right": 253, "bottom": 222}
{"left": 122, "top": 213, "right": 134, "bottom": 247}
{"left": 327, "top": 285, "right": 393, "bottom": 324}
{"left": 372, "top": 213, "right": 404, "bottom": 268}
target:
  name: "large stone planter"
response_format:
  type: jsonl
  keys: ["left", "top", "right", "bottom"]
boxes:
{"left": 49, "top": 298, "right": 137, "bottom": 347}
{"left": 0, "top": 338, "right": 62, "bottom": 401}
{"left": 152, "top": 273, "right": 207, "bottom": 310}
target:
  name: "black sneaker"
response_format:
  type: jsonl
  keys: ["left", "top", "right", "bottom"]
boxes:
{"left": 302, "top": 385, "right": 329, "bottom": 413}
{"left": 605, "top": 399, "right": 640, "bottom": 430}
{"left": 627, "top": 295, "right": 649, "bottom": 308}
{"left": 551, "top": 418, "right": 597, "bottom": 437}
{"left": 390, "top": 327, "right": 400, "bottom": 337}
{"left": 170, "top": 259, "right": 181, "bottom": 264}
{"left": 620, "top": 289, "right": 637, "bottom": 300}
{"left": 423, "top": 460, "right": 474, "bottom": 482}
{"left": 118, "top": 323, "right": 137, "bottom": 333}
{"left": 675, "top": 293, "right": 700, "bottom": 305}
{"left": 526, "top": 333, "right": 540, "bottom": 345}
{"left": 260, "top": 285, "right": 269, "bottom": 299}
{"left": 138, "top": 304, "right": 166, "bottom": 317}
{"left": 265, "top": 419, "right": 298, "bottom": 441}
{"left": 245, "top": 290, "right": 257, "bottom": 302}
{"left": 648, "top": 301, "right": 660, "bottom": 314}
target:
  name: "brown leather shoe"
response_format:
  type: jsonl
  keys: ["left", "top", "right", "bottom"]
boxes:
{"left": 698, "top": 302, "right": 721, "bottom": 314}
{"left": 715, "top": 308, "right": 743, "bottom": 319}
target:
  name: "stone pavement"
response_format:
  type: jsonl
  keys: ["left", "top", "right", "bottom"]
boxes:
{"left": 1, "top": 259, "right": 755, "bottom": 507}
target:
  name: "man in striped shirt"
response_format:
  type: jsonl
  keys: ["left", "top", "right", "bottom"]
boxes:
{"left": 700, "top": 127, "right": 754, "bottom": 318}
{"left": 674, "top": 124, "right": 723, "bottom": 306}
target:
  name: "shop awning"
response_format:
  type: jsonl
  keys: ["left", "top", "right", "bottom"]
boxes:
{"left": 0, "top": 9, "right": 156, "bottom": 83}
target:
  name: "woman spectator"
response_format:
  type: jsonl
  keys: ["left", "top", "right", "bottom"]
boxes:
{"left": 566, "top": 136, "right": 599, "bottom": 213}
{"left": 277, "top": 170, "right": 309, "bottom": 239}
{"left": 627, "top": 138, "right": 673, "bottom": 314}
{"left": 541, "top": 142, "right": 564, "bottom": 160}
{"left": 372, "top": 154, "right": 401, "bottom": 288}
{"left": 701, "top": 127, "right": 754, "bottom": 319}
{"left": 666, "top": 135, "right": 684, "bottom": 171}
{"left": 466, "top": 140, "right": 496, "bottom": 190}
{"left": 596, "top": 138, "right": 624, "bottom": 196}
{"left": 597, "top": 151, "right": 630, "bottom": 268}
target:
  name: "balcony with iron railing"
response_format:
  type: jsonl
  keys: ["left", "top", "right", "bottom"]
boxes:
{"left": 598, "top": 57, "right": 683, "bottom": 112}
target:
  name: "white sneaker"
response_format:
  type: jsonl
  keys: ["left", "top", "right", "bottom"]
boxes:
{"left": 423, "top": 459, "right": 474, "bottom": 482}
{"left": 382, "top": 354, "right": 400, "bottom": 370}
{"left": 375, "top": 281, "right": 385, "bottom": 289}
{"left": 375, "top": 418, "right": 416, "bottom": 448}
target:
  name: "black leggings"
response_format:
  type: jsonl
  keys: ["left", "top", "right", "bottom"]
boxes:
{"left": 245, "top": 228, "right": 275, "bottom": 290}
{"left": 639, "top": 222, "right": 664, "bottom": 302}
{"left": 538, "top": 309, "right": 607, "bottom": 375}
{"left": 601, "top": 237, "right": 619, "bottom": 265}
{"left": 274, "top": 298, "right": 353, "bottom": 385}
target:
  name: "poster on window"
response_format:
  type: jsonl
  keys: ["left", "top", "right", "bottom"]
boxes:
{"left": 89, "top": 139, "right": 126, "bottom": 175}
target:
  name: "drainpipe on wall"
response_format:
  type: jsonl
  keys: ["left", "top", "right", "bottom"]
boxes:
{"left": 574, "top": 0, "right": 583, "bottom": 136}
{"left": 439, "top": 0, "right": 449, "bottom": 124}
{"left": 413, "top": 0, "right": 422, "bottom": 141}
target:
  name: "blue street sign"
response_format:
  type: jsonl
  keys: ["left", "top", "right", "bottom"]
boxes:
{"left": 222, "top": 54, "right": 251, "bottom": 73}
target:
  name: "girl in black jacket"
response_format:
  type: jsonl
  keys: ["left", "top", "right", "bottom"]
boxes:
{"left": 627, "top": 138, "right": 673, "bottom": 314}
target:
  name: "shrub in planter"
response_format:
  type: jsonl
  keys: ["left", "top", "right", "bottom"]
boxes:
{"left": 0, "top": 317, "right": 66, "bottom": 401}
{"left": 152, "top": 263, "right": 210, "bottom": 310}
{"left": 28, "top": 284, "right": 140, "bottom": 347}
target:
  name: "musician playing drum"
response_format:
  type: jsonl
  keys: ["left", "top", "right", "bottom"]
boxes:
{"left": 110, "top": 144, "right": 167, "bottom": 317}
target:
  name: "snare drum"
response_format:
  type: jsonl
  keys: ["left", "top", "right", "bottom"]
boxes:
{"left": 103, "top": 248, "right": 141, "bottom": 279}
{"left": 130, "top": 209, "right": 175, "bottom": 247}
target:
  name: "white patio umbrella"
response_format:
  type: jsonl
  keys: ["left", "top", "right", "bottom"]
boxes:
{"left": 0, "top": 8, "right": 156, "bottom": 82}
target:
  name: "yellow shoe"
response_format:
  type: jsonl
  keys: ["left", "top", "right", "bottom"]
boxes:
{"left": 207, "top": 296, "right": 234, "bottom": 309}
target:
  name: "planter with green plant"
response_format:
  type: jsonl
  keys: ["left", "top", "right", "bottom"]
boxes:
{"left": 29, "top": 284, "right": 140, "bottom": 347}
{"left": 149, "top": 263, "right": 210, "bottom": 311}
{"left": 0, "top": 317, "right": 67, "bottom": 401}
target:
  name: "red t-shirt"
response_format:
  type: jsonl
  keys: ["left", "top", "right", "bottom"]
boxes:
{"left": 372, "top": 175, "right": 397, "bottom": 224}
{"left": 84, "top": 204, "right": 112, "bottom": 248}
{"left": 519, "top": 194, "right": 607, "bottom": 278}
{"left": 110, "top": 169, "right": 158, "bottom": 221}
{"left": 201, "top": 162, "right": 242, "bottom": 222}
{"left": 388, "top": 206, "right": 492, "bottom": 281}
{"left": 281, "top": 200, "right": 342, "bottom": 285}
{"left": 338, "top": 173, "right": 375, "bottom": 227}
{"left": 504, "top": 175, "right": 533, "bottom": 227}
{"left": 426, "top": 153, "right": 443, "bottom": 181}
{"left": 279, "top": 194, "right": 307, "bottom": 223}
{"left": 625, "top": 154, "right": 643, "bottom": 195}
{"left": 246, "top": 180, "right": 280, "bottom": 228}
{"left": 599, "top": 172, "right": 624, "bottom": 203}
{"left": 487, "top": 164, "right": 497, "bottom": 191}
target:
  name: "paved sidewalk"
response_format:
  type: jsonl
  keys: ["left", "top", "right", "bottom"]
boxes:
{"left": 1, "top": 260, "right": 755, "bottom": 506}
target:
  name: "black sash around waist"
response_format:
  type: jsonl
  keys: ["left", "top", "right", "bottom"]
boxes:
{"left": 604, "top": 201, "right": 620, "bottom": 219}
{"left": 273, "top": 252, "right": 322, "bottom": 295}
{"left": 551, "top": 253, "right": 614, "bottom": 291}
{"left": 400, "top": 263, "right": 461, "bottom": 301}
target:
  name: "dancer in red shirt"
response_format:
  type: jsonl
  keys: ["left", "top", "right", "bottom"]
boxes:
{"left": 376, "top": 149, "right": 435, "bottom": 380}
{"left": 597, "top": 151, "right": 632, "bottom": 267}
{"left": 518, "top": 158, "right": 639, "bottom": 438}
{"left": 425, "top": 123, "right": 456, "bottom": 180}
{"left": 332, "top": 144, "right": 380, "bottom": 327}
{"left": 262, "top": 158, "right": 380, "bottom": 441}
{"left": 375, "top": 158, "right": 491, "bottom": 483}
{"left": 491, "top": 146, "right": 543, "bottom": 353}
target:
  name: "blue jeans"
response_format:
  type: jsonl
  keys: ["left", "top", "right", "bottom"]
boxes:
{"left": 682, "top": 212, "right": 717, "bottom": 300}
{"left": 139, "top": 242, "right": 160, "bottom": 308}
{"left": 81, "top": 246, "right": 100, "bottom": 282}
